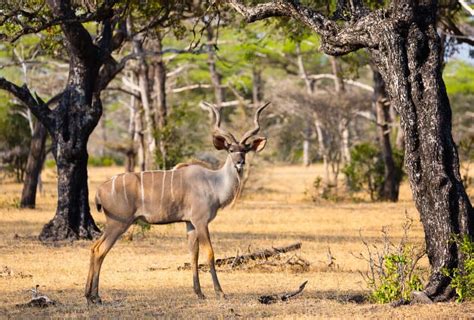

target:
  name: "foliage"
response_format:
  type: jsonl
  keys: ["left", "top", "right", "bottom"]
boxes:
{"left": 356, "top": 216, "right": 426, "bottom": 304}
{"left": 443, "top": 61, "right": 474, "bottom": 95}
{"left": 88, "top": 155, "right": 122, "bottom": 167}
{"left": 442, "top": 235, "right": 474, "bottom": 302}
{"left": 458, "top": 137, "right": 474, "bottom": 190}
{"left": 0, "top": 101, "right": 31, "bottom": 182}
{"left": 343, "top": 143, "right": 403, "bottom": 201}
{"left": 155, "top": 103, "right": 207, "bottom": 169}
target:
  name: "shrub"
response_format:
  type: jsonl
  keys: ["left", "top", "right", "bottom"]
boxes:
{"left": 442, "top": 235, "right": 474, "bottom": 302}
{"left": 343, "top": 142, "right": 403, "bottom": 201}
{"left": 88, "top": 156, "right": 118, "bottom": 167}
{"left": 356, "top": 216, "right": 426, "bottom": 303}
{"left": 155, "top": 103, "right": 206, "bottom": 169}
{"left": 0, "top": 103, "right": 31, "bottom": 182}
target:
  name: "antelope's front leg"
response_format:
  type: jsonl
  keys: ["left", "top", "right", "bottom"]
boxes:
{"left": 186, "top": 222, "right": 205, "bottom": 299}
{"left": 198, "top": 225, "right": 226, "bottom": 299}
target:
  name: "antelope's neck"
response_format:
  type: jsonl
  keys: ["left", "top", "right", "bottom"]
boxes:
{"left": 215, "top": 155, "right": 241, "bottom": 207}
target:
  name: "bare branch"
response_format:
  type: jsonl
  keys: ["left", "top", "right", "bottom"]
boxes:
{"left": 459, "top": 0, "right": 474, "bottom": 16}
{"left": 307, "top": 74, "right": 374, "bottom": 92}
{"left": 171, "top": 83, "right": 214, "bottom": 93}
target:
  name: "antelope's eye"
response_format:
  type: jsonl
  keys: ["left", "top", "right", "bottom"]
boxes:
{"left": 229, "top": 147, "right": 234, "bottom": 152}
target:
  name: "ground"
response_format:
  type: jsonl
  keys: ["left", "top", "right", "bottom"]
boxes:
{"left": 0, "top": 163, "right": 473, "bottom": 319}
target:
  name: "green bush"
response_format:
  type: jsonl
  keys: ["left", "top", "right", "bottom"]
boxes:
{"left": 343, "top": 142, "right": 403, "bottom": 201}
{"left": 369, "top": 248, "right": 424, "bottom": 303}
{"left": 358, "top": 217, "right": 426, "bottom": 304}
{"left": 0, "top": 103, "right": 32, "bottom": 182}
{"left": 88, "top": 156, "right": 119, "bottom": 167}
{"left": 45, "top": 159, "right": 56, "bottom": 168}
{"left": 155, "top": 103, "right": 206, "bottom": 169}
{"left": 443, "top": 236, "right": 474, "bottom": 302}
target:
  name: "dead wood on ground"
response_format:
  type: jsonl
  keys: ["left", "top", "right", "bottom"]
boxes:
{"left": 177, "top": 242, "right": 309, "bottom": 272}
{"left": 258, "top": 281, "right": 309, "bottom": 304}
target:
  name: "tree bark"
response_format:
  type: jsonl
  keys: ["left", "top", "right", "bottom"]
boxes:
{"left": 40, "top": 144, "right": 98, "bottom": 240}
{"left": 372, "top": 69, "right": 401, "bottom": 202}
{"left": 20, "top": 121, "right": 47, "bottom": 208}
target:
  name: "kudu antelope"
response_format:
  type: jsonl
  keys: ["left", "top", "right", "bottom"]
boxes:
{"left": 85, "top": 102, "right": 270, "bottom": 304}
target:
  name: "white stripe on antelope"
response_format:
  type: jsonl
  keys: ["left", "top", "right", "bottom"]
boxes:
{"left": 85, "top": 101, "right": 270, "bottom": 304}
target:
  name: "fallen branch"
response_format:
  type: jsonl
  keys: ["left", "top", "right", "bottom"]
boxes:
{"left": 216, "top": 242, "right": 302, "bottom": 267}
{"left": 16, "top": 285, "right": 56, "bottom": 308}
{"left": 178, "top": 242, "right": 303, "bottom": 270}
{"left": 258, "top": 281, "right": 309, "bottom": 304}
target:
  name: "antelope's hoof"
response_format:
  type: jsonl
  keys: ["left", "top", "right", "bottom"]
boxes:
{"left": 197, "top": 292, "right": 206, "bottom": 300}
{"left": 86, "top": 295, "right": 102, "bottom": 305}
{"left": 216, "top": 292, "right": 227, "bottom": 300}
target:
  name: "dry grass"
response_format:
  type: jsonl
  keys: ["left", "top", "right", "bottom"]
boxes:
{"left": 0, "top": 164, "right": 473, "bottom": 319}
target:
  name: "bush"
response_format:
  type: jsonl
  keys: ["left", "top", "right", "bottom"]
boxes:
{"left": 356, "top": 216, "right": 426, "bottom": 303}
{"left": 88, "top": 156, "right": 119, "bottom": 167}
{"left": 343, "top": 142, "right": 403, "bottom": 201}
{"left": 442, "top": 235, "right": 474, "bottom": 302}
{"left": 0, "top": 103, "right": 32, "bottom": 182}
{"left": 155, "top": 103, "right": 206, "bottom": 169}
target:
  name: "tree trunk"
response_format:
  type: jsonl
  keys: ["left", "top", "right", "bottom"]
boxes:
{"left": 252, "top": 67, "right": 264, "bottom": 105}
{"left": 207, "top": 24, "right": 225, "bottom": 108}
{"left": 296, "top": 43, "right": 315, "bottom": 167}
{"left": 20, "top": 121, "right": 47, "bottom": 208}
{"left": 330, "top": 56, "right": 351, "bottom": 166}
{"left": 154, "top": 35, "right": 168, "bottom": 169}
{"left": 133, "top": 40, "right": 157, "bottom": 170}
{"left": 371, "top": 2, "right": 473, "bottom": 300}
{"left": 303, "top": 121, "right": 311, "bottom": 167}
{"left": 373, "top": 69, "right": 401, "bottom": 202}
{"left": 39, "top": 91, "right": 102, "bottom": 241}
{"left": 40, "top": 144, "right": 99, "bottom": 240}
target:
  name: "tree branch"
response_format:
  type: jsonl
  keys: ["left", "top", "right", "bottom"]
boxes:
{"left": 0, "top": 77, "right": 52, "bottom": 126}
{"left": 226, "top": 0, "right": 379, "bottom": 56}
{"left": 0, "top": 4, "right": 116, "bottom": 43}
{"left": 46, "top": 0, "right": 103, "bottom": 62}
{"left": 459, "top": 0, "right": 474, "bottom": 16}
{"left": 307, "top": 74, "right": 374, "bottom": 92}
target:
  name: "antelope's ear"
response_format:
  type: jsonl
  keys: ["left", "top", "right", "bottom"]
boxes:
{"left": 248, "top": 137, "right": 267, "bottom": 153}
{"left": 213, "top": 134, "right": 230, "bottom": 150}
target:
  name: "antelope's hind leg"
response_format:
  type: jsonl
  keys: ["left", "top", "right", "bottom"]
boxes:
{"left": 187, "top": 222, "right": 205, "bottom": 299}
{"left": 85, "top": 218, "right": 130, "bottom": 304}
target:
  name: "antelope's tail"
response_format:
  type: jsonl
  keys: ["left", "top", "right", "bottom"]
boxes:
{"left": 95, "top": 192, "right": 102, "bottom": 212}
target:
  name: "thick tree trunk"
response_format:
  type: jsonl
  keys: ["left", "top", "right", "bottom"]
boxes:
{"left": 39, "top": 96, "right": 102, "bottom": 241}
{"left": 20, "top": 121, "right": 47, "bottom": 208}
{"left": 40, "top": 144, "right": 99, "bottom": 240}
{"left": 371, "top": 3, "right": 474, "bottom": 300}
{"left": 373, "top": 69, "right": 401, "bottom": 202}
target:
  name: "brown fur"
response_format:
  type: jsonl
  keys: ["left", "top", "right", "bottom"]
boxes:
{"left": 173, "top": 159, "right": 214, "bottom": 170}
